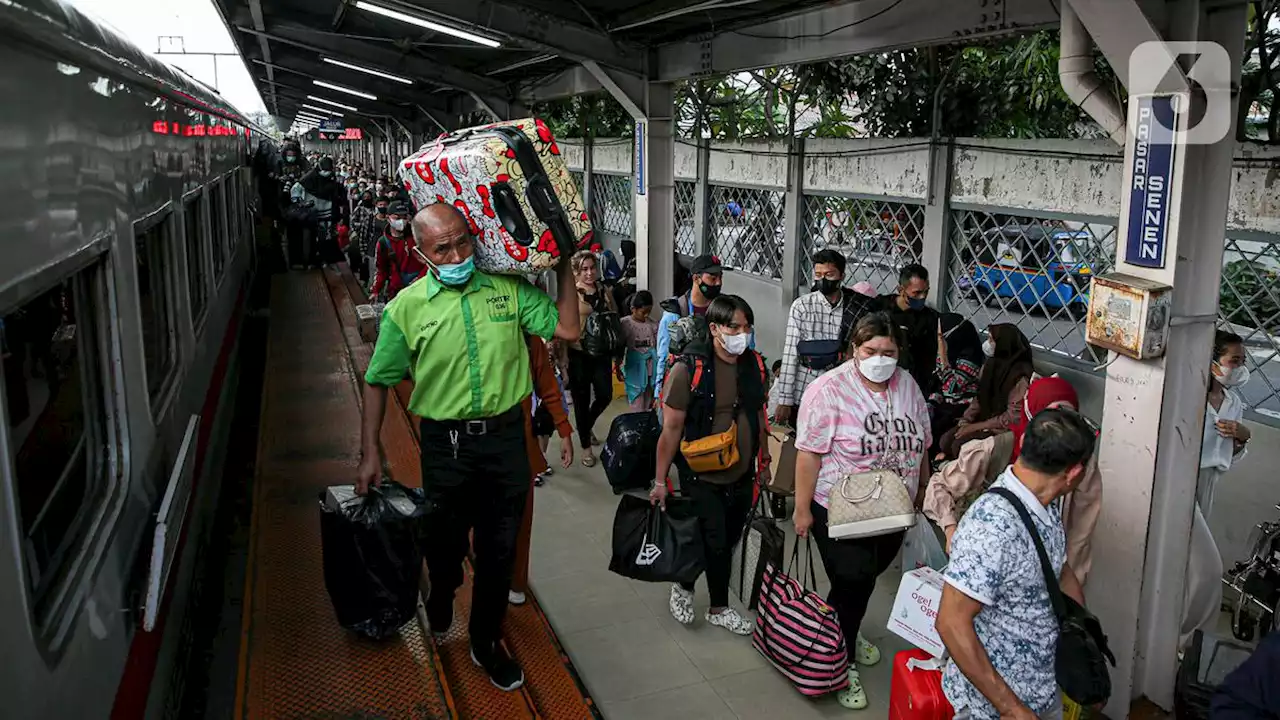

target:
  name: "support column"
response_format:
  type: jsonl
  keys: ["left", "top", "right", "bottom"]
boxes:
{"left": 780, "top": 138, "right": 806, "bottom": 302}
{"left": 693, "top": 139, "right": 711, "bottom": 256}
{"left": 582, "top": 135, "right": 594, "bottom": 230}
{"left": 636, "top": 82, "right": 676, "bottom": 301}
{"left": 1086, "top": 1, "right": 1246, "bottom": 714}
{"left": 921, "top": 139, "right": 954, "bottom": 307}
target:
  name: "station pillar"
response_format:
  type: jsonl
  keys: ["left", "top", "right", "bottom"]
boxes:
{"left": 1071, "top": 0, "right": 1247, "bottom": 713}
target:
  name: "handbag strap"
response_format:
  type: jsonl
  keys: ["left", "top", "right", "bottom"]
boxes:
{"left": 987, "top": 487, "right": 1067, "bottom": 621}
{"left": 785, "top": 534, "right": 819, "bottom": 591}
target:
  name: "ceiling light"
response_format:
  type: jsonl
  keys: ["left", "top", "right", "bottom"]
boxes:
{"left": 297, "top": 114, "right": 326, "bottom": 123}
{"left": 313, "top": 79, "right": 377, "bottom": 100}
{"left": 323, "top": 57, "right": 413, "bottom": 85}
{"left": 306, "top": 94, "right": 358, "bottom": 112}
{"left": 354, "top": 1, "right": 501, "bottom": 48}
{"left": 301, "top": 103, "right": 340, "bottom": 116}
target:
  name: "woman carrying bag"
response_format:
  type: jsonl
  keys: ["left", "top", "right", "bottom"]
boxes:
{"left": 793, "top": 312, "right": 933, "bottom": 711}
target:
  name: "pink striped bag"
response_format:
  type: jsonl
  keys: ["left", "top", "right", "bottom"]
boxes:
{"left": 751, "top": 537, "right": 850, "bottom": 696}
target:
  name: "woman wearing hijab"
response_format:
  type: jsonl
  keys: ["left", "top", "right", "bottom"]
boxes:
{"left": 924, "top": 376, "right": 1102, "bottom": 585}
{"left": 939, "top": 323, "right": 1035, "bottom": 457}
{"left": 928, "top": 313, "right": 984, "bottom": 448}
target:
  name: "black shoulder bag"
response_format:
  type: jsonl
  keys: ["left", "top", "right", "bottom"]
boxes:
{"left": 988, "top": 487, "right": 1116, "bottom": 707}
{"left": 795, "top": 289, "right": 870, "bottom": 371}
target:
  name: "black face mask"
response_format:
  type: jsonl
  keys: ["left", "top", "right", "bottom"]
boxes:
{"left": 813, "top": 278, "right": 841, "bottom": 296}
{"left": 375, "top": 207, "right": 388, "bottom": 215}
{"left": 698, "top": 283, "right": 722, "bottom": 300}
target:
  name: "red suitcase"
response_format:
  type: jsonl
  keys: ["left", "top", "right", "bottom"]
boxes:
{"left": 890, "top": 649, "right": 954, "bottom": 720}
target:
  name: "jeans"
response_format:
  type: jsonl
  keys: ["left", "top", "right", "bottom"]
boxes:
{"left": 567, "top": 348, "right": 612, "bottom": 449}
{"left": 679, "top": 472, "right": 754, "bottom": 608}
{"left": 809, "top": 501, "right": 905, "bottom": 645}
{"left": 419, "top": 410, "right": 531, "bottom": 647}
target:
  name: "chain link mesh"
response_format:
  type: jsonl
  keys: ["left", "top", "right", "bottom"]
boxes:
{"left": 589, "top": 173, "right": 633, "bottom": 239}
{"left": 569, "top": 170, "right": 584, "bottom": 197}
{"left": 1220, "top": 234, "right": 1280, "bottom": 419}
{"left": 675, "top": 180, "right": 697, "bottom": 255}
{"left": 798, "top": 195, "right": 924, "bottom": 294}
{"left": 943, "top": 209, "right": 1117, "bottom": 366}
{"left": 708, "top": 185, "right": 784, "bottom": 278}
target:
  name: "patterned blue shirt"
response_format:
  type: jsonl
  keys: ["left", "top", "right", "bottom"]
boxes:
{"left": 942, "top": 469, "right": 1066, "bottom": 720}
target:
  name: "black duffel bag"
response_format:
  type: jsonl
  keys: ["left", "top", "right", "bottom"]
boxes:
{"left": 319, "top": 480, "right": 430, "bottom": 640}
{"left": 601, "top": 411, "right": 661, "bottom": 494}
{"left": 990, "top": 488, "right": 1116, "bottom": 706}
{"left": 608, "top": 493, "right": 704, "bottom": 585}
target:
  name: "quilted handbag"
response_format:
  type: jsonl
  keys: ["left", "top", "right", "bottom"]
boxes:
{"left": 752, "top": 537, "right": 850, "bottom": 697}
{"left": 826, "top": 469, "right": 917, "bottom": 540}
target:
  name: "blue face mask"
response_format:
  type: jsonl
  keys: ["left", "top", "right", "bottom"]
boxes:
{"left": 907, "top": 297, "right": 927, "bottom": 311}
{"left": 432, "top": 255, "right": 475, "bottom": 286}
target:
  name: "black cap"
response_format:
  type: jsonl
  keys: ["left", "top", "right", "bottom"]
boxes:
{"left": 319, "top": 156, "right": 334, "bottom": 171}
{"left": 387, "top": 200, "right": 411, "bottom": 216}
{"left": 690, "top": 253, "right": 723, "bottom": 275}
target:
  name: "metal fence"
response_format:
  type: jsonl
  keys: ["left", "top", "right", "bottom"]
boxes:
{"left": 798, "top": 194, "right": 925, "bottom": 295}
{"left": 1220, "top": 232, "right": 1280, "bottom": 420}
{"left": 569, "top": 170, "right": 584, "bottom": 197}
{"left": 675, "top": 180, "right": 697, "bottom": 256}
{"left": 708, "top": 184, "right": 785, "bottom": 279}
{"left": 589, "top": 172, "right": 633, "bottom": 239}
{"left": 943, "top": 207, "right": 1119, "bottom": 367}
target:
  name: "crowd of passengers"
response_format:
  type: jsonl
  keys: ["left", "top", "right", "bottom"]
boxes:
{"left": 310, "top": 151, "right": 1262, "bottom": 716}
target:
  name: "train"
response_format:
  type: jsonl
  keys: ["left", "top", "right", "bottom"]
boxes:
{"left": 0, "top": 1, "right": 274, "bottom": 718}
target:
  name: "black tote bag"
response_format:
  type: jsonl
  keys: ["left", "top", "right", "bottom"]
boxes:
{"left": 608, "top": 493, "right": 705, "bottom": 584}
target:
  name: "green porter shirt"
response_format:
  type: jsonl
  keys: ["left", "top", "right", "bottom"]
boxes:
{"left": 364, "top": 270, "right": 559, "bottom": 421}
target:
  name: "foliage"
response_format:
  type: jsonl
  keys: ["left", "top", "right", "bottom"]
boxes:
{"left": 1220, "top": 258, "right": 1280, "bottom": 333}
{"left": 1240, "top": 0, "right": 1279, "bottom": 142}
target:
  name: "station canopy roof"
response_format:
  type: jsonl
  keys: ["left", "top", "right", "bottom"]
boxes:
{"left": 214, "top": 0, "right": 1059, "bottom": 134}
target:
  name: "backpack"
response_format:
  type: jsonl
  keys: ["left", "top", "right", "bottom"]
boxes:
{"left": 583, "top": 310, "right": 626, "bottom": 358}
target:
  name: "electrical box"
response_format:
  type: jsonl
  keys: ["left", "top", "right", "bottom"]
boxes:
{"left": 1085, "top": 273, "right": 1172, "bottom": 360}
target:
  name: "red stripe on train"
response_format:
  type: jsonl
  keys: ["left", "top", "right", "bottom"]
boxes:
{"left": 109, "top": 285, "right": 247, "bottom": 720}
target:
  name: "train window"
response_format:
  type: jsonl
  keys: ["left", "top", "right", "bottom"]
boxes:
{"left": 2, "top": 268, "right": 111, "bottom": 618}
{"left": 184, "top": 192, "right": 208, "bottom": 326}
{"left": 134, "top": 212, "right": 178, "bottom": 407}
{"left": 211, "top": 182, "right": 227, "bottom": 282}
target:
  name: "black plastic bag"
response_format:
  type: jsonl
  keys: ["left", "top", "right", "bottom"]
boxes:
{"left": 319, "top": 480, "right": 429, "bottom": 640}
{"left": 602, "top": 411, "right": 661, "bottom": 494}
{"left": 608, "top": 493, "right": 704, "bottom": 584}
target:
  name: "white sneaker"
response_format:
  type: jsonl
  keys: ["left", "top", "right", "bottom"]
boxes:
{"left": 706, "top": 607, "right": 754, "bottom": 636}
{"left": 508, "top": 590, "right": 527, "bottom": 605}
{"left": 668, "top": 584, "right": 695, "bottom": 625}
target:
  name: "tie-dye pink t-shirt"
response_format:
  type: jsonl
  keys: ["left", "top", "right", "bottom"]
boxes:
{"left": 795, "top": 362, "right": 932, "bottom": 509}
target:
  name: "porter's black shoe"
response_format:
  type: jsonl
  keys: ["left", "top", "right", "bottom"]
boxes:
{"left": 470, "top": 641, "right": 525, "bottom": 691}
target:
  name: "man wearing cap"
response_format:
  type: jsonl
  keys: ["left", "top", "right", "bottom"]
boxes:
{"left": 369, "top": 200, "right": 425, "bottom": 301}
{"left": 653, "top": 253, "right": 755, "bottom": 398}
{"left": 357, "top": 203, "right": 581, "bottom": 692}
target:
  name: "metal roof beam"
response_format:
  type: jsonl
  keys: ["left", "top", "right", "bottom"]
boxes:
{"left": 257, "top": 76, "right": 432, "bottom": 119}
{"left": 247, "top": 57, "right": 451, "bottom": 112}
{"left": 515, "top": 64, "right": 604, "bottom": 103}
{"left": 396, "top": 0, "right": 646, "bottom": 74}
{"left": 235, "top": 21, "right": 509, "bottom": 96}
{"left": 653, "top": 0, "right": 1060, "bottom": 82}
{"left": 247, "top": 0, "right": 278, "bottom": 115}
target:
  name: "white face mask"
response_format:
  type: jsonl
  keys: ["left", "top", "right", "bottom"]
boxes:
{"left": 1214, "top": 362, "right": 1250, "bottom": 388}
{"left": 858, "top": 354, "right": 898, "bottom": 384}
{"left": 389, "top": 218, "right": 406, "bottom": 233}
{"left": 719, "top": 330, "right": 751, "bottom": 356}
{"left": 982, "top": 339, "right": 996, "bottom": 358}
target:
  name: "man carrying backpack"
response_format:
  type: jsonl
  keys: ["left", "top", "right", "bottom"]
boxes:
{"left": 650, "top": 295, "right": 772, "bottom": 636}
{"left": 653, "top": 254, "right": 755, "bottom": 400}
{"left": 370, "top": 201, "right": 425, "bottom": 301}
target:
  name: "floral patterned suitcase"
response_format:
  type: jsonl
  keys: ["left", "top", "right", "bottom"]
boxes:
{"left": 397, "top": 118, "right": 595, "bottom": 275}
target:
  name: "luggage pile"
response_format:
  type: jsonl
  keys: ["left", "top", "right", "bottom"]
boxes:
{"left": 398, "top": 117, "right": 594, "bottom": 276}
{"left": 355, "top": 302, "right": 385, "bottom": 343}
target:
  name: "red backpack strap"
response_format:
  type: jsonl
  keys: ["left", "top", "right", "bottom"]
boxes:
{"left": 751, "top": 351, "right": 767, "bottom": 385}
{"left": 689, "top": 356, "right": 705, "bottom": 392}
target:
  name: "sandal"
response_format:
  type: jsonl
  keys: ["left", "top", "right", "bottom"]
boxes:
{"left": 837, "top": 668, "right": 868, "bottom": 710}
{"left": 581, "top": 454, "right": 597, "bottom": 468}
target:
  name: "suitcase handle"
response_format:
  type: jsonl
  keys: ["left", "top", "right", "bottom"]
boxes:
{"left": 492, "top": 182, "right": 533, "bottom": 246}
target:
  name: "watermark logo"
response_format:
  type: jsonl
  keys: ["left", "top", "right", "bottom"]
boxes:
{"left": 1129, "top": 41, "right": 1232, "bottom": 144}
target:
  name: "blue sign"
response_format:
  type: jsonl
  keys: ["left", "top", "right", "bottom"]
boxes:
{"left": 1124, "top": 96, "right": 1178, "bottom": 269}
{"left": 634, "top": 121, "right": 646, "bottom": 196}
{"left": 318, "top": 118, "right": 344, "bottom": 135}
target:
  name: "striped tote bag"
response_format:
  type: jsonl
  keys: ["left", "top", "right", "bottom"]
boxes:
{"left": 751, "top": 537, "right": 850, "bottom": 696}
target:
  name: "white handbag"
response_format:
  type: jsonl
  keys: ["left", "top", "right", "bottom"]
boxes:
{"left": 825, "top": 391, "right": 917, "bottom": 540}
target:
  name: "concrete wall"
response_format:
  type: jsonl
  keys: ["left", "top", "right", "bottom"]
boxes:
{"left": 593, "top": 139, "right": 632, "bottom": 174}
{"left": 803, "top": 138, "right": 931, "bottom": 200}
{"left": 675, "top": 141, "right": 698, "bottom": 181}
{"left": 725, "top": 270, "right": 785, "bottom": 362}
{"left": 708, "top": 140, "right": 789, "bottom": 188}
{"left": 1228, "top": 143, "right": 1280, "bottom": 233}
{"left": 559, "top": 139, "right": 585, "bottom": 171}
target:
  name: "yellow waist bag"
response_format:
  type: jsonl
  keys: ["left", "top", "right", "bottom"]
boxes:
{"left": 680, "top": 422, "right": 740, "bottom": 474}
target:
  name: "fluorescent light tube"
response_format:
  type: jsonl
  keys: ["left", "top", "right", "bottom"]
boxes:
{"left": 354, "top": 1, "right": 501, "bottom": 48}
{"left": 323, "top": 57, "right": 413, "bottom": 85}
{"left": 313, "top": 79, "right": 377, "bottom": 100}
{"left": 306, "top": 95, "right": 359, "bottom": 112}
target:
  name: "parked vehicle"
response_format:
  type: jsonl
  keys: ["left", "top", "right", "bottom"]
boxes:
{"left": 962, "top": 224, "right": 1098, "bottom": 313}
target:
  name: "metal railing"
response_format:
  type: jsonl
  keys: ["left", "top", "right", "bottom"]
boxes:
{"left": 798, "top": 194, "right": 924, "bottom": 295}
{"left": 708, "top": 184, "right": 785, "bottom": 279}
{"left": 589, "top": 172, "right": 633, "bottom": 239}
{"left": 943, "top": 207, "right": 1119, "bottom": 367}
{"left": 569, "top": 170, "right": 584, "bottom": 197}
{"left": 675, "top": 180, "right": 697, "bottom": 256}
{"left": 1220, "top": 232, "right": 1280, "bottom": 420}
